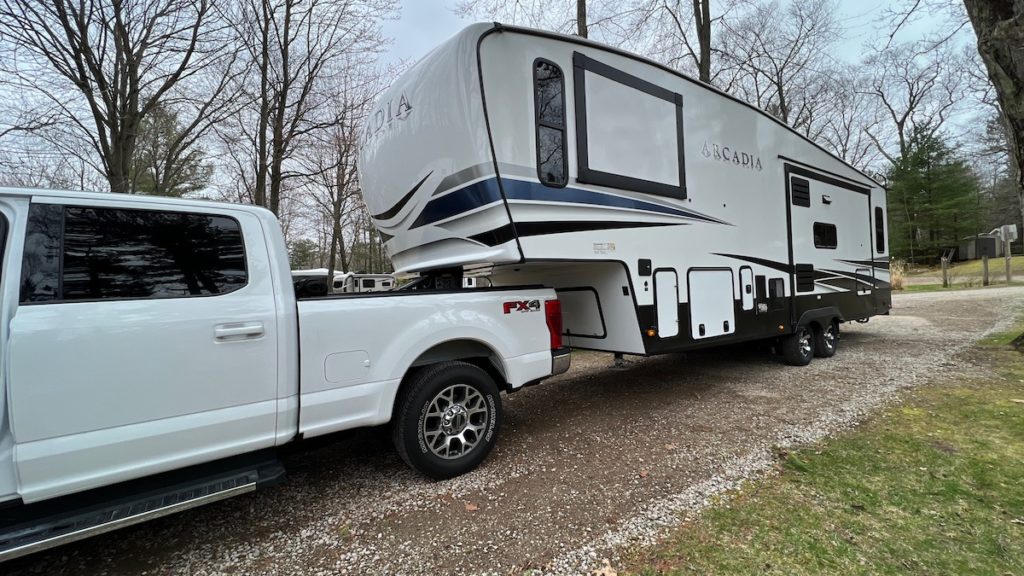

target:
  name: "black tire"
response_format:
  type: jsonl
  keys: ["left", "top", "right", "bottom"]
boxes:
{"left": 781, "top": 325, "right": 815, "bottom": 366}
{"left": 814, "top": 320, "right": 839, "bottom": 358}
{"left": 392, "top": 361, "right": 502, "bottom": 479}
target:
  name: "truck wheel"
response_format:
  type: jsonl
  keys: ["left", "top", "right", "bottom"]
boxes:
{"left": 392, "top": 361, "right": 502, "bottom": 480}
{"left": 814, "top": 321, "right": 839, "bottom": 358}
{"left": 781, "top": 325, "right": 815, "bottom": 366}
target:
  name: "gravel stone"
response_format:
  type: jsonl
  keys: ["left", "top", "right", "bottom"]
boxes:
{"left": 6, "top": 286, "right": 1023, "bottom": 576}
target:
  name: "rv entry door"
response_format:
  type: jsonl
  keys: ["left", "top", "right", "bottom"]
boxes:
{"left": 786, "top": 167, "right": 872, "bottom": 298}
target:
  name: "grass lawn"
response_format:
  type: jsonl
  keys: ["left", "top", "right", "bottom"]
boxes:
{"left": 628, "top": 336, "right": 1024, "bottom": 575}
{"left": 907, "top": 255, "right": 1024, "bottom": 279}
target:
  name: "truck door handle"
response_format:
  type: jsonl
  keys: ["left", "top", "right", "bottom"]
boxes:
{"left": 214, "top": 322, "right": 265, "bottom": 340}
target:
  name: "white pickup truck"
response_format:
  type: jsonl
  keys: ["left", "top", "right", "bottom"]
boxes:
{"left": 0, "top": 187, "right": 569, "bottom": 561}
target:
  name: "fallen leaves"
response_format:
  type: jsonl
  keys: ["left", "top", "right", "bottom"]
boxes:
{"left": 1010, "top": 399, "right": 1024, "bottom": 404}
{"left": 464, "top": 502, "right": 480, "bottom": 512}
{"left": 638, "top": 470, "right": 649, "bottom": 479}
{"left": 592, "top": 558, "right": 617, "bottom": 576}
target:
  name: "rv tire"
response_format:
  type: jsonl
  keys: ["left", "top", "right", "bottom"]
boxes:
{"left": 392, "top": 361, "right": 502, "bottom": 480}
{"left": 781, "top": 325, "right": 815, "bottom": 366}
{"left": 813, "top": 320, "right": 839, "bottom": 358}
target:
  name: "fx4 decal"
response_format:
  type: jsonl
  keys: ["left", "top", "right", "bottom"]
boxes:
{"left": 503, "top": 299, "right": 541, "bottom": 314}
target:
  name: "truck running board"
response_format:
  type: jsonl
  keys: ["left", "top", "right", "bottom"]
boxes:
{"left": 0, "top": 452, "right": 285, "bottom": 563}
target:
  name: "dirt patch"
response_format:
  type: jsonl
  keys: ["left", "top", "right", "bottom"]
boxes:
{"left": 7, "top": 286, "right": 1024, "bottom": 576}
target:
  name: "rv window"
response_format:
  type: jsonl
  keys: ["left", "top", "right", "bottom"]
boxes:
{"left": 874, "top": 207, "right": 885, "bottom": 253}
{"left": 534, "top": 59, "right": 567, "bottom": 187}
{"left": 362, "top": 278, "right": 376, "bottom": 289}
{"left": 813, "top": 222, "right": 838, "bottom": 249}
{"left": 768, "top": 278, "right": 785, "bottom": 311}
{"left": 573, "top": 52, "right": 685, "bottom": 199}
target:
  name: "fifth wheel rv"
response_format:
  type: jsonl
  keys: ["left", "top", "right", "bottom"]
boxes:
{"left": 359, "top": 23, "right": 892, "bottom": 365}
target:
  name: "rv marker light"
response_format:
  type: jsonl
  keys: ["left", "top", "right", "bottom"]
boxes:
{"left": 778, "top": 324, "right": 785, "bottom": 332}
{"left": 646, "top": 328, "right": 657, "bottom": 337}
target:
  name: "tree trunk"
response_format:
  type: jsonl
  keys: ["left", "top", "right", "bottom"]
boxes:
{"left": 577, "top": 0, "right": 587, "bottom": 38}
{"left": 337, "top": 230, "right": 349, "bottom": 272}
{"left": 254, "top": 0, "right": 272, "bottom": 208}
{"left": 964, "top": 0, "right": 1024, "bottom": 240}
{"left": 693, "top": 0, "right": 711, "bottom": 83}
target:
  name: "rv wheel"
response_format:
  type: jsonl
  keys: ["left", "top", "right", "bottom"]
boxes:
{"left": 814, "top": 321, "right": 839, "bottom": 358}
{"left": 781, "top": 325, "right": 815, "bottom": 366}
{"left": 392, "top": 361, "right": 502, "bottom": 480}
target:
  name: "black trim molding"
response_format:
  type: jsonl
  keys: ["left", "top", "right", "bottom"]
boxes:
{"left": 373, "top": 171, "right": 432, "bottom": 220}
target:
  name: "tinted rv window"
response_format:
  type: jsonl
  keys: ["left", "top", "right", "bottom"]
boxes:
{"left": 362, "top": 278, "right": 376, "bottom": 289}
{"left": 534, "top": 59, "right": 567, "bottom": 187}
{"left": 21, "top": 205, "right": 247, "bottom": 303}
{"left": 875, "top": 207, "right": 885, "bottom": 253}
{"left": 813, "top": 222, "right": 838, "bottom": 249}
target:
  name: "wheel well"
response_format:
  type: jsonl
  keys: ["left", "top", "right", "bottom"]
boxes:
{"left": 396, "top": 340, "right": 510, "bottom": 409}
{"left": 807, "top": 317, "right": 839, "bottom": 333}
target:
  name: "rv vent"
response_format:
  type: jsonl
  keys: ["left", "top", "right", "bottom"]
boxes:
{"left": 795, "top": 264, "right": 815, "bottom": 293}
{"left": 791, "top": 177, "right": 811, "bottom": 207}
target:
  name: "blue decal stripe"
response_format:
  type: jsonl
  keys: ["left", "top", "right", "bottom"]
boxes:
{"left": 409, "top": 178, "right": 504, "bottom": 229}
{"left": 410, "top": 177, "right": 728, "bottom": 229}
{"left": 500, "top": 179, "right": 722, "bottom": 222}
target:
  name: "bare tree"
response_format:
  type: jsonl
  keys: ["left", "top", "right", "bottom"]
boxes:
{"left": 577, "top": 0, "right": 588, "bottom": 37}
{"left": 0, "top": 92, "right": 60, "bottom": 141}
{"left": 296, "top": 67, "right": 383, "bottom": 278}
{"left": 219, "top": 0, "right": 396, "bottom": 216}
{"left": 716, "top": 0, "right": 840, "bottom": 126}
{"left": 0, "top": 0, "right": 237, "bottom": 193}
{"left": 880, "top": 0, "right": 970, "bottom": 52}
{"left": 815, "top": 69, "right": 882, "bottom": 170}
{"left": 454, "top": 0, "right": 632, "bottom": 43}
{"left": 861, "top": 42, "right": 967, "bottom": 165}
{"left": 623, "top": 0, "right": 722, "bottom": 83}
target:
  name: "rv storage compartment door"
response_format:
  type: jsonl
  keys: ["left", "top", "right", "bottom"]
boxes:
{"left": 557, "top": 288, "right": 607, "bottom": 339}
{"left": 654, "top": 270, "right": 679, "bottom": 338}
{"left": 688, "top": 269, "right": 736, "bottom": 340}
{"left": 739, "top": 267, "right": 754, "bottom": 311}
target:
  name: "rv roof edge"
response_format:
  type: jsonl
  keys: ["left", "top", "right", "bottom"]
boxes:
{"left": 480, "top": 22, "right": 882, "bottom": 190}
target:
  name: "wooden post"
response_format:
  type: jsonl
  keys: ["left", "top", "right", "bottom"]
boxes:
{"left": 983, "top": 255, "right": 990, "bottom": 286}
{"left": 941, "top": 257, "right": 949, "bottom": 288}
{"left": 1008, "top": 239, "right": 1013, "bottom": 284}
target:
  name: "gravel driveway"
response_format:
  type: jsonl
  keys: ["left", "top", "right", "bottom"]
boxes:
{"left": 8, "top": 286, "right": 1024, "bottom": 576}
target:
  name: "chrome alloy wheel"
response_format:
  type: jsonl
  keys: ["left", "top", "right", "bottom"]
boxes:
{"left": 422, "top": 383, "right": 489, "bottom": 459}
{"left": 823, "top": 324, "right": 837, "bottom": 351}
{"left": 799, "top": 328, "right": 813, "bottom": 357}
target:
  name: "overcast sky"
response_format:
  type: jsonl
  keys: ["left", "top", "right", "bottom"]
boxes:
{"left": 380, "top": 1, "right": 951, "bottom": 67}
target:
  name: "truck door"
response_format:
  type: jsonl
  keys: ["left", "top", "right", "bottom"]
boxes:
{"left": 9, "top": 200, "right": 280, "bottom": 502}
{"left": 0, "top": 204, "right": 16, "bottom": 503}
{"left": 786, "top": 166, "right": 873, "bottom": 316}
